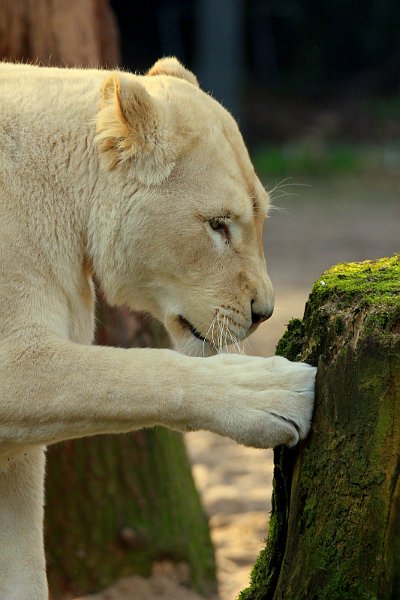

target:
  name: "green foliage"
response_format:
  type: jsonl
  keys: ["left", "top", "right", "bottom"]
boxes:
{"left": 252, "top": 143, "right": 400, "bottom": 178}
{"left": 253, "top": 143, "right": 361, "bottom": 177}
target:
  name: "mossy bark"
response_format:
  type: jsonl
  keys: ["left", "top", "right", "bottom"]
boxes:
{"left": 240, "top": 255, "right": 400, "bottom": 600}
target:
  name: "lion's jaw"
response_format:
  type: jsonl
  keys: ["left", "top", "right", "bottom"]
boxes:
{"left": 91, "top": 58, "right": 274, "bottom": 356}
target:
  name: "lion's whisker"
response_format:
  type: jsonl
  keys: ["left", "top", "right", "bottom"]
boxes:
{"left": 218, "top": 315, "right": 226, "bottom": 354}
{"left": 202, "top": 314, "right": 218, "bottom": 356}
{"left": 222, "top": 317, "right": 228, "bottom": 354}
{"left": 224, "top": 316, "right": 233, "bottom": 354}
{"left": 227, "top": 323, "right": 244, "bottom": 355}
{"left": 218, "top": 317, "right": 224, "bottom": 354}
{"left": 210, "top": 316, "right": 218, "bottom": 352}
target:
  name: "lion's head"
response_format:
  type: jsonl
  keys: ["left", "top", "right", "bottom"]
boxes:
{"left": 92, "top": 58, "right": 274, "bottom": 356}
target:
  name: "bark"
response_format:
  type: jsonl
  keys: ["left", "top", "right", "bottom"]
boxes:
{"left": 0, "top": 0, "right": 119, "bottom": 68}
{"left": 240, "top": 255, "right": 400, "bottom": 600}
{"left": 1, "top": 4, "right": 216, "bottom": 597}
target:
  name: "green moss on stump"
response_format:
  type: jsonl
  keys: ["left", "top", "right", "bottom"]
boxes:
{"left": 276, "top": 254, "right": 400, "bottom": 366}
{"left": 311, "top": 255, "right": 400, "bottom": 307}
{"left": 239, "top": 255, "right": 400, "bottom": 600}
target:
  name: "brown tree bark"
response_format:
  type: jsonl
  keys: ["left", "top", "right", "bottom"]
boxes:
{"left": 0, "top": 3, "right": 216, "bottom": 597}
{"left": 0, "top": 0, "right": 119, "bottom": 68}
{"left": 240, "top": 255, "right": 400, "bottom": 600}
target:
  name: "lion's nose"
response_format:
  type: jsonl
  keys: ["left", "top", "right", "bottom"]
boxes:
{"left": 251, "top": 307, "right": 273, "bottom": 325}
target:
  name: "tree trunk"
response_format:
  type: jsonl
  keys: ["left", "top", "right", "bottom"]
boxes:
{"left": 0, "top": 0, "right": 120, "bottom": 68}
{"left": 240, "top": 255, "right": 400, "bottom": 600}
{"left": 0, "top": 4, "right": 216, "bottom": 597}
{"left": 46, "top": 428, "right": 215, "bottom": 598}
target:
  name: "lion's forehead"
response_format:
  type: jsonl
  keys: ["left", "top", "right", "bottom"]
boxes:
{"left": 163, "top": 83, "right": 269, "bottom": 223}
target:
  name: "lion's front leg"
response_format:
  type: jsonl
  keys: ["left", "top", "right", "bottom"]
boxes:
{"left": 0, "top": 447, "right": 48, "bottom": 600}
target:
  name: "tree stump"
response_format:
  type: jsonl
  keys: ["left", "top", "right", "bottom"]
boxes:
{"left": 240, "top": 255, "right": 400, "bottom": 600}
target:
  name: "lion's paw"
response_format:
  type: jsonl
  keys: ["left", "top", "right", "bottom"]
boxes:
{"left": 194, "top": 354, "right": 317, "bottom": 449}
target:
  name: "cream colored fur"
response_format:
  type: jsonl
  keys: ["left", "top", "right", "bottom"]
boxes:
{"left": 0, "top": 58, "right": 316, "bottom": 599}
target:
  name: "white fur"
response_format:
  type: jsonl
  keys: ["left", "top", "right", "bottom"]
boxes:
{"left": 0, "top": 59, "right": 316, "bottom": 598}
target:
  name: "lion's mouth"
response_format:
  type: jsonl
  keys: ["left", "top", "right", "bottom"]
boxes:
{"left": 177, "top": 315, "right": 206, "bottom": 342}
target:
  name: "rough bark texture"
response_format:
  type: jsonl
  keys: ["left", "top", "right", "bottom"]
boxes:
{"left": 240, "top": 255, "right": 400, "bottom": 600}
{"left": 0, "top": 0, "right": 120, "bottom": 68}
{"left": 0, "top": 4, "right": 216, "bottom": 597}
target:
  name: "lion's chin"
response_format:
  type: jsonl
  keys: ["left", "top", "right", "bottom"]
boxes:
{"left": 172, "top": 335, "right": 217, "bottom": 358}
{"left": 163, "top": 314, "right": 214, "bottom": 357}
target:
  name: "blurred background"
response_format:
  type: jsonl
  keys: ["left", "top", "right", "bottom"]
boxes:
{"left": 1, "top": 1, "right": 399, "bottom": 599}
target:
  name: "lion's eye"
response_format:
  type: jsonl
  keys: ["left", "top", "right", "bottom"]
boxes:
{"left": 206, "top": 216, "right": 232, "bottom": 245}
{"left": 208, "top": 217, "right": 230, "bottom": 239}
{"left": 209, "top": 218, "right": 225, "bottom": 231}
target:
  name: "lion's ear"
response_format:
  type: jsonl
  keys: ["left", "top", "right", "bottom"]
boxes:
{"left": 147, "top": 57, "right": 199, "bottom": 87}
{"left": 95, "top": 73, "right": 175, "bottom": 185}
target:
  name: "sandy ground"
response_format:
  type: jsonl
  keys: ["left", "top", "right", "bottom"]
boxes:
{"left": 75, "top": 175, "right": 399, "bottom": 600}
{"left": 185, "top": 434, "right": 273, "bottom": 600}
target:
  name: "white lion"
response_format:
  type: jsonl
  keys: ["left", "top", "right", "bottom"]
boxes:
{"left": 0, "top": 57, "right": 316, "bottom": 599}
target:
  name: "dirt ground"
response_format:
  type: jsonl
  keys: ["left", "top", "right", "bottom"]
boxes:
{"left": 75, "top": 175, "right": 399, "bottom": 600}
